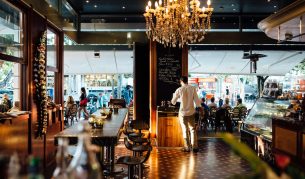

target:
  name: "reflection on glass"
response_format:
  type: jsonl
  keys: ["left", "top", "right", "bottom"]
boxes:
{"left": 44, "top": 0, "right": 59, "bottom": 11}
{"left": 0, "top": 60, "right": 20, "bottom": 106}
{"left": 0, "top": 0, "right": 23, "bottom": 58}
{"left": 47, "top": 29, "right": 57, "bottom": 67}
{"left": 47, "top": 71, "right": 55, "bottom": 100}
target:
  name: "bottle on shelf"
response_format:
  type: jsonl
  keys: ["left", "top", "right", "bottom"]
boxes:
{"left": 67, "top": 123, "right": 103, "bottom": 179}
{"left": 28, "top": 156, "right": 44, "bottom": 179}
{"left": 52, "top": 138, "right": 69, "bottom": 179}
{"left": 7, "top": 152, "right": 20, "bottom": 179}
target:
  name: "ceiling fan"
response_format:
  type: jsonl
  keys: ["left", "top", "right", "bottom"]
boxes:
{"left": 242, "top": 50, "right": 267, "bottom": 73}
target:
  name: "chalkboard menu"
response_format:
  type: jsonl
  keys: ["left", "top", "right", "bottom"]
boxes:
{"left": 156, "top": 43, "right": 182, "bottom": 105}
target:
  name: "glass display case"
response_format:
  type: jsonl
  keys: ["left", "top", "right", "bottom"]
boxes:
{"left": 243, "top": 98, "right": 290, "bottom": 139}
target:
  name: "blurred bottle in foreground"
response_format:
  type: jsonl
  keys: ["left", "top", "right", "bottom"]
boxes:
{"left": 52, "top": 138, "right": 69, "bottom": 179}
{"left": 67, "top": 123, "right": 103, "bottom": 179}
{"left": 28, "top": 156, "right": 44, "bottom": 179}
{"left": 8, "top": 152, "right": 20, "bottom": 179}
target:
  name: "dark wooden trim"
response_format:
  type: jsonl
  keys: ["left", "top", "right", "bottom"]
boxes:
{"left": 182, "top": 46, "right": 188, "bottom": 76}
{"left": 0, "top": 53, "right": 25, "bottom": 64}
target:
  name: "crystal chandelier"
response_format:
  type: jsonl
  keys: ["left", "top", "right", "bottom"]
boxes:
{"left": 144, "top": 0, "right": 213, "bottom": 48}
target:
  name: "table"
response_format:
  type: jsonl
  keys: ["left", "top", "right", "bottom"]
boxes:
{"left": 54, "top": 108, "right": 128, "bottom": 173}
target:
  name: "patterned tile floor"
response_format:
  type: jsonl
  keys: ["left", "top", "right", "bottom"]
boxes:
{"left": 112, "top": 137, "right": 251, "bottom": 179}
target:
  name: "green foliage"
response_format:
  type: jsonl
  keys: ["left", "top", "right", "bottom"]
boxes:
{"left": 0, "top": 61, "right": 13, "bottom": 82}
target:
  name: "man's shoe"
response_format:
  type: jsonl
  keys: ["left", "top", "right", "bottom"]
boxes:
{"left": 192, "top": 148, "right": 199, "bottom": 153}
{"left": 181, "top": 147, "right": 190, "bottom": 152}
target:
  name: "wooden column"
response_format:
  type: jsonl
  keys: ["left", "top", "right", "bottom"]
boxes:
{"left": 182, "top": 46, "right": 188, "bottom": 76}
{"left": 133, "top": 42, "right": 150, "bottom": 124}
{"left": 149, "top": 41, "right": 157, "bottom": 137}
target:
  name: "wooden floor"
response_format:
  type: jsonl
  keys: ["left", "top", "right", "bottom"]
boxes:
{"left": 113, "top": 137, "right": 251, "bottom": 179}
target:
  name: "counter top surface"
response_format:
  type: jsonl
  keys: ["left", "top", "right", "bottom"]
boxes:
{"left": 54, "top": 108, "right": 128, "bottom": 146}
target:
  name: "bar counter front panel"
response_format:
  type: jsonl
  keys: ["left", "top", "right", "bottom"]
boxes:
{"left": 157, "top": 110, "right": 184, "bottom": 147}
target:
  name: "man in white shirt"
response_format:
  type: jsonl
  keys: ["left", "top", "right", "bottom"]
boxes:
{"left": 171, "top": 76, "right": 202, "bottom": 152}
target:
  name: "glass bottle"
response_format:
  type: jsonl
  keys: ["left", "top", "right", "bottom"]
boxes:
{"left": 28, "top": 156, "right": 44, "bottom": 179}
{"left": 52, "top": 138, "right": 69, "bottom": 179}
{"left": 67, "top": 123, "right": 103, "bottom": 179}
{"left": 8, "top": 152, "right": 20, "bottom": 179}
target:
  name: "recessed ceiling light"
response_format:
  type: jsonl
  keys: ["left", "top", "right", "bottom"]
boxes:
{"left": 86, "top": 0, "right": 89, "bottom": 3}
{"left": 231, "top": 4, "right": 234, "bottom": 6}
{"left": 49, "top": 4, "right": 52, "bottom": 7}
{"left": 233, "top": 8, "right": 236, "bottom": 11}
{"left": 125, "top": 18, "right": 127, "bottom": 21}
{"left": 274, "top": 5, "right": 277, "bottom": 8}
{"left": 122, "top": 6, "right": 126, "bottom": 9}
{"left": 94, "top": 5, "right": 97, "bottom": 8}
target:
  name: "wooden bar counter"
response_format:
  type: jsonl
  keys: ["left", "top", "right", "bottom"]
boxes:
{"left": 157, "top": 107, "right": 184, "bottom": 147}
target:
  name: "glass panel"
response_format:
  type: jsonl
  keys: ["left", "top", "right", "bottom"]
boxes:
{"left": 61, "top": 1, "right": 77, "bottom": 29}
{"left": 0, "top": 60, "right": 20, "bottom": 111}
{"left": 47, "top": 71, "right": 55, "bottom": 100}
{"left": 47, "top": 29, "right": 57, "bottom": 67}
{"left": 0, "top": 0, "right": 23, "bottom": 58}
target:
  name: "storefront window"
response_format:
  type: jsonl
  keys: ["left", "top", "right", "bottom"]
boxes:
{"left": 47, "top": 29, "right": 57, "bottom": 67}
{"left": 0, "top": 60, "right": 20, "bottom": 104}
{"left": 0, "top": 0, "right": 23, "bottom": 58}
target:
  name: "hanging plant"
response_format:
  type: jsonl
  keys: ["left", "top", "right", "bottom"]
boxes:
{"left": 33, "top": 30, "right": 48, "bottom": 138}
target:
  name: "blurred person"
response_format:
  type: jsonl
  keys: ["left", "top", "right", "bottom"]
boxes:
{"left": 222, "top": 98, "right": 231, "bottom": 109}
{"left": 2, "top": 93, "right": 12, "bottom": 110}
{"left": 9, "top": 101, "right": 20, "bottom": 112}
{"left": 47, "top": 96, "right": 56, "bottom": 108}
{"left": 78, "top": 87, "right": 89, "bottom": 120}
{"left": 218, "top": 98, "right": 223, "bottom": 108}
{"left": 208, "top": 97, "right": 217, "bottom": 108}
{"left": 98, "top": 92, "right": 104, "bottom": 108}
{"left": 171, "top": 76, "right": 202, "bottom": 153}
{"left": 65, "top": 96, "right": 75, "bottom": 109}
{"left": 123, "top": 85, "right": 132, "bottom": 105}
{"left": 236, "top": 98, "right": 246, "bottom": 109}
{"left": 201, "top": 98, "right": 209, "bottom": 111}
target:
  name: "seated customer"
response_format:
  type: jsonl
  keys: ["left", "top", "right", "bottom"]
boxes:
{"left": 208, "top": 97, "right": 217, "bottom": 108}
{"left": 221, "top": 98, "right": 231, "bottom": 110}
{"left": 2, "top": 93, "right": 12, "bottom": 110}
{"left": 65, "top": 96, "right": 75, "bottom": 109}
{"left": 201, "top": 98, "right": 209, "bottom": 110}
{"left": 236, "top": 98, "right": 246, "bottom": 109}
{"left": 9, "top": 101, "right": 20, "bottom": 112}
{"left": 47, "top": 96, "right": 56, "bottom": 108}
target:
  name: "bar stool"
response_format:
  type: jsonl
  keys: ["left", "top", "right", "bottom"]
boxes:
{"left": 116, "top": 146, "right": 152, "bottom": 179}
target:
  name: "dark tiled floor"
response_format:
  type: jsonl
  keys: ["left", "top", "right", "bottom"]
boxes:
{"left": 113, "top": 138, "right": 251, "bottom": 179}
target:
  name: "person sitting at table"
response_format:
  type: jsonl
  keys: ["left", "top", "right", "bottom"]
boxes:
{"left": 236, "top": 98, "right": 246, "bottom": 109}
{"left": 221, "top": 98, "right": 231, "bottom": 110}
{"left": 1, "top": 93, "right": 12, "bottom": 111}
{"left": 47, "top": 96, "right": 56, "bottom": 108}
{"left": 208, "top": 97, "right": 217, "bottom": 108}
{"left": 200, "top": 98, "right": 209, "bottom": 110}
{"left": 65, "top": 96, "right": 75, "bottom": 109}
{"left": 9, "top": 101, "right": 20, "bottom": 112}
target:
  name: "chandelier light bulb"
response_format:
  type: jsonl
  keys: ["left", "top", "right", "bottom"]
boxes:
{"left": 202, "top": 6, "right": 206, "bottom": 12}
{"left": 207, "top": 0, "right": 211, "bottom": 6}
{"left": 155, "top": 1, "right": 159, "bottom": 8}
{"left": 159, "top": 0, "right": 162, "bottom": 6}
{"left": 169, "top": 0, "right": 173, "bottom": 3}
{"left": 146, "top": 6, "right": 149, "bottom": 11}
{"left": 148, "top": 1, "right": 151, "bottom": 7}
{"left": 197, "top": 1, "right": 200, "bottom": 7}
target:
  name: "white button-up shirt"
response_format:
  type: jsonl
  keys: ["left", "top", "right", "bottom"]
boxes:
{"left": 171, "top": 84, "right": 201, "bottom": 116}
